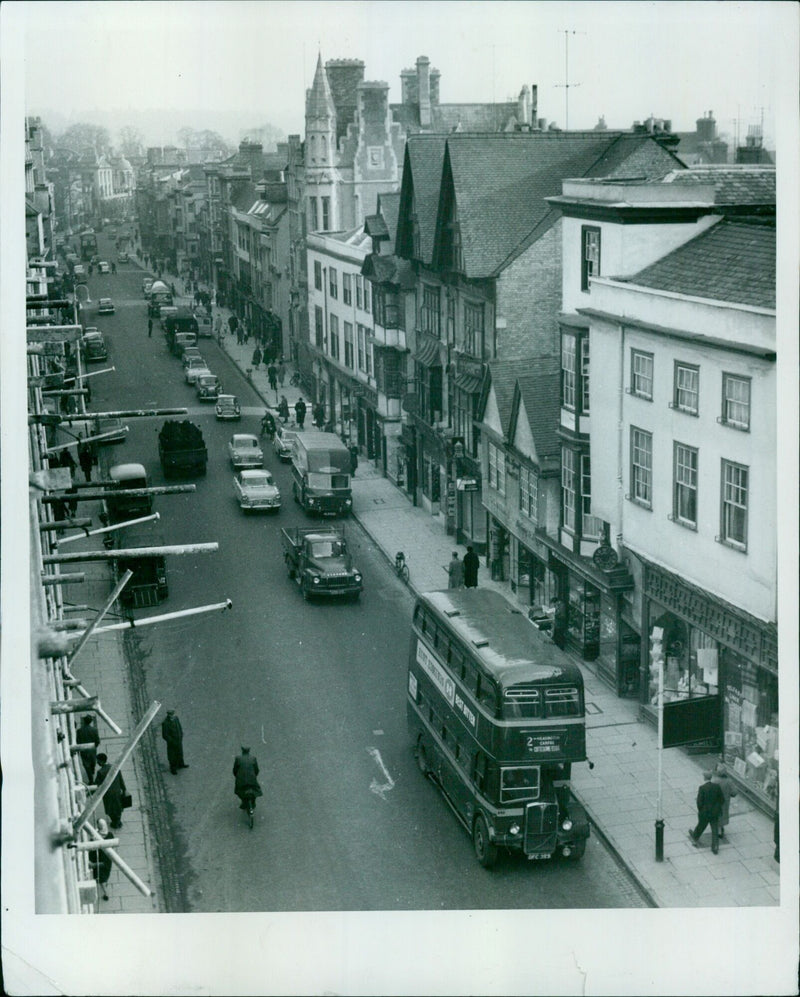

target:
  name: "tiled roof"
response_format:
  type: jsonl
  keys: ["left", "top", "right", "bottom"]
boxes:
{"left": 377, "top": 192, "right": 401, "bottom": 251}
{"left": 230, "top": 182, "right": 258, "bottom": 212}
{"left": 662, "top": 165, "right": 775, "bottom": 205}
{"left": 514, "top": 360, "right": 561, "bottom": 460}
{"left": 621, "top": 219, "right": 775, "bottom": 309}
{"left": 486, "top": 360, "right": 519, "bottom": 432}
{"left": 404, "top": 135, "right": 447, "bottom": 264}
{"left": 442, "top": 133, "right": 679, "bottom": 277}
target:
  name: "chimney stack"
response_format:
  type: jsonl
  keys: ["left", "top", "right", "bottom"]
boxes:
{"left": 530, "top": 85, "right": 538, "bottom": 127}
{"left": 417, "top": 55, "right": 431, "bottom": 128}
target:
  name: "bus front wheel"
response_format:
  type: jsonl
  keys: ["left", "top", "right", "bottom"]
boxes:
{"left": 473, "top": 814, "right": 498, "bottom": 869}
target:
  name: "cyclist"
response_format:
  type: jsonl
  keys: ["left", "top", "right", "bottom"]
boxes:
{"left": 233, "top": 746, "right": 262, "bottom": 813}
{"left": 260, "top": 409, "right": 276, "bottom": 439}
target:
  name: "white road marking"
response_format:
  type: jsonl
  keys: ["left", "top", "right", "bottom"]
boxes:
{"left": 261, "top": 725, "right": 267, "bottom": 744}
{"left": 367, "top": 746, "right": 395, "bottom": 800}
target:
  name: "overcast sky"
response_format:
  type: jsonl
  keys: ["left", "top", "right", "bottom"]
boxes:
{"left": 19, "top": 0, "right": 792, "bottom": 149}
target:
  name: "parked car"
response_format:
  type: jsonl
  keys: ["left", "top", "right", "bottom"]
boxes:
{"left": 196, "top": 373, "right": 221, "bottom": 401}
{"left": 181, "top": 347, "right": 203, "bottom": 369}
{"left": 73, "top": 264, "right": 87, "bottom": 283}
{"left": 233, "top": 469, "right": 281, "bottom": 513}
{"left": 142, "top": 277, "right": 154, "bottom": 297}
{"left": 82, "top": 330, "right": 108, "bottom": 363}
{"left": 215, "top": 394, "right": 241, "bottom": 420}
{"left": 97, "top": 297, "right": 115, "bottom": 314}
{"left": 273, "top": 423, "right": 299, "bottom": 461}
{"left": 228, "top": 433, "right": 263, "bottom": 469}
{"left": 195, "top": 312, "right": 213, "bottom": 337}
{"left": 98, "top": 261, "right": 111, "bottom": 274}
{"left": 185, "top": 358, "right": 210, "bottom": 384}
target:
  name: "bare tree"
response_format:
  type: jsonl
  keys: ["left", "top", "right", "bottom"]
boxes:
{"left": 57, "top": 122, "right": 111, "bottom": 157}
{"left": 118, "top": 125, "right": 144, "bottom": 158}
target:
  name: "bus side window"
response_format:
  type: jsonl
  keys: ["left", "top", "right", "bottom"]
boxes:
{"left": 463, "top": 662, "right": 478, "bottom": 697}
{"left": 477, "top": 676, "right": 499, "bottom": 716}
{"left": 450, "top": 645, "right": 464, "bottom": 676}
{"left": 474, "top": 751, "right": 487, "bottom": 792}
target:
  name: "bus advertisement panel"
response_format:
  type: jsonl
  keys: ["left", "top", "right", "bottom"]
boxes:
{"left": 407, "top": 588, "right": 590, "bottom": 868}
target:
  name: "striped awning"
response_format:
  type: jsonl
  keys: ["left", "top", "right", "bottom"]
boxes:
{"left": 454, "top": 372, "right": 483, "bottom": 394}
{"left": 415, "top": 337, "right": 442, "bottom": 367}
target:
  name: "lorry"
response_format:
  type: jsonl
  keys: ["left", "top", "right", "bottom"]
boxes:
{"left": 147, "top": 279, "right": 174, "bottom": 318}
{"left": 103, "top": 463, "right": 153, "bottom": 525}
{"left": 163, "top": 307, "right": 198, "bottom": 352}
{"left": 281, "top": 526, "right": 363, "bottom": 601}
{"left": 291, "top": 431, "right": 352, "bottom": 516}
{"left": 112, "top": 525, "right": 169, "bottom": 609}
{"left": 158, "top": 420, "right": 208, "bottom": 478}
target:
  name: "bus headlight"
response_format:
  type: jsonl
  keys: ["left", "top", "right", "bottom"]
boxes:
{"left": 561, "top": 819, "right": 573, "bottom": 832}
{"left": 509, "top": 823, "right": 521, "bottom": 836}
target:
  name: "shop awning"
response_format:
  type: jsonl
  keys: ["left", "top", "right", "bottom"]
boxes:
{"left": 454, "top": 372, "right": 483, "bottom": 394}
{"left": 415, "top": 337, "right": 442, "bottom": 367}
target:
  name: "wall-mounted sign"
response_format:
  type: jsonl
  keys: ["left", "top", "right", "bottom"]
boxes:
{"left": 592, "top": 544, "right": 619, "bottom": 571}
{"left": 456, "top": 477, "right": 478, "bottom": 492}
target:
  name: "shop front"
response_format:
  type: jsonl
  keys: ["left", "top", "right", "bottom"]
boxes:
{"left": 640, "top": 561, "right": 778, "bottom": 813}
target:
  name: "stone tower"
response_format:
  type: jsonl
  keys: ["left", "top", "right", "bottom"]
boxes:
{"left": 305, "top": 53, "right": 338, "bottom": 232}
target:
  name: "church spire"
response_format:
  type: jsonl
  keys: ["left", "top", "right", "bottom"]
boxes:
{"left": 306, "top": 52, "right": 336, "bottom": 120}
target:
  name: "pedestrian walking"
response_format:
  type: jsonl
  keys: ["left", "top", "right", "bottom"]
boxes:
{"left": 267, "top": 364, "right": 278, "bottom": 394}
{"left": 294, "top": 397, "right": 307, "bottom": 428}
{"left": 689, "top": 770, "right": 725, "bottom": 854}
{"left": 251, "top": 346, "right": 262, "bottom": 371}
{"left": 278, "top": 396, "right": 290, "bottom": 423}
{"left": 349, "top": 446, "right": 358, "bottom": 476}
{"left": 463, "top": 545, "right": 480, "bottom": 588}
{"left": 77, "top": 434, "right": 95, "bottom": 483}
{"left": 448, "top": 551, "right": 465, "bottom": 589}
{"left": 88, "top": 817, "right": 113, "bottom": 902}
{"left": 551, "top": 596, "right": 568, "bottom": 649}
{"left": 277, "top": 360, "right": 286, "bottom": 388}
{"left": 713, "top": 764, "right": 737, "bottom": 838}
{"left": 147, "top": 316, "right": 153, "bottom": 337}
{"left": 312, "top": 401, "right": 325, "bottom": 429}
{"left": 161, "top": 709, "right": 188, "bottom": 775}
{"left": 75, "top": 714, "right": 100, "bottom": 784}
{"left": 94, "top": 752, "right": 127, "bottom": 830}
{"left": 111, "top": 261, "right": 116, "bottom": 274}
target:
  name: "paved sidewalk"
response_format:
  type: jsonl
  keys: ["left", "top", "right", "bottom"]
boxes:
{"left": 68, "top": 560, "right": 162, "bottom": 913}
{"left": 134, "top": 254, "right": 780, "bottom": 907}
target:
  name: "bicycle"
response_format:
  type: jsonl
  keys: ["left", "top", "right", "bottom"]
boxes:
{"left": 289, "top": 370, "right": 302, "bottom": 387}
{"left": 241, "top": 790, "right": 256, "bottom": 830}
{"left": 394, "top": 550, "right": 410, "bottom": 584}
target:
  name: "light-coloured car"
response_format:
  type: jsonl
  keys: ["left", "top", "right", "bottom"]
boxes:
{"left": 181, "top": 347, "right": 203, "bottom": 368}
{"left": 215, "top": 394, "right": 241, "bottom": 420}
{"left": 185, "top": 357, "right": 210, "bottom": 384}
{"left": 142, "top": 278, "right": 154, "bottom": 297}
{"left": 98, "top": 261, "right": 111, "bottom": 274}
{"left": 273, "top": 423, "right": 299, "bottom": 461}
{"left": 196, "top": 373, "right": 221, "bottom": 400}
{"left": 82, "top": 331, "right": 108, "bottom": 362}
{"left": 228, "top": 433, "right": 263, "bottom": 469}
{"left": 233, "top": 469, "right": 281, "bottom": 512}
{"left": 97, "top": 297, "right": 115, "bottom": 314}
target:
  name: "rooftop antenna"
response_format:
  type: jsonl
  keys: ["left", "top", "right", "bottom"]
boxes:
{"left": 555, "top": 29, "right": 585, "bottom": 130}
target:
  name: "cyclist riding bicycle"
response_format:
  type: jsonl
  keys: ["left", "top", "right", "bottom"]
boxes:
{"left": 233, "top": 746, "right": 262, "bottom": 812}
{"left": 260, "top": 410, "right": 276, "bottom": 439}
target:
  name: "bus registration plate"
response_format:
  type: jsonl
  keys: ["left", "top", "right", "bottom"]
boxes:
{"left": 527, "top": 853, "right": 551, "bottom": 861}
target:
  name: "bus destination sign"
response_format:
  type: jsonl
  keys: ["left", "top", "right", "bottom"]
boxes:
{"left": 521, "top": 729, "right": 567, "bottom": 758}
{"left": 416, "top": 641, "right": 455, "bottom": 707}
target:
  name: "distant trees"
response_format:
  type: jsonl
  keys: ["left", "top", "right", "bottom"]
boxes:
{"left": 57, "top": 123, "right": 111, "bottom": 158}
{"left": 118, "top": 125, "right": 144, "bottom": 158}
{"left": 176, "top": 127, "right": 230, "bottom": 157}
{"left": 240, "top": 123, "right": 285, "bottom": 152}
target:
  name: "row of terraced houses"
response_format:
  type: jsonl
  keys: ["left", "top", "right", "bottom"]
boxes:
{"left": 133, "top": 54, "right": 778, "bottom": 816}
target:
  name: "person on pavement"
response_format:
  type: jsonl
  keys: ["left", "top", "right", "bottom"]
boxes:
{"left": 448, "top": 551, "right": 465, "bottom": 589}
{"left": 233, "top": 746, "right": 262, "bottom": 809}
{"left": 94, "top": 752, "right": 127, "bottom": 830}
{"left": 267, "top": 364, "right": 278, "bottom": 394}
{"left": 148, "top": 316, "right": 153, "bottom": 337}
{"left": 278, "top": 396, "right": 290, "bottom": 423}
{"left": 312, "top": 402, "right": 325, "bottom": 428}
{"left": 463, "top": 546, "right": 480, "bottom": 588}
{"left": 88, "top": 817, "right": 114, "bottom": 902}
{"left": 689, "top": 770, "right": 725, "bottom": 854}
{"left": 161, "top": 709, "right": 189, "bottom": 775}
{"left": 713, "top": 764, "right": 737, "bottom": 838}
{"left": 77, "top": 434, "right": 95, "bottom": 483}
{"left": 277, "top": 360, "right": 286, "bottom": 388}
{"left": 551, "top": 597, "right": 568, "bottom": 649}
{"left": 294, "top": 398, "right": 307, "bottom": 428}
{"left": 251, "top": 345, "right": 262, "bottom": 371}
{"left": 76, "top": 714, "right": 100, "bottom": 783}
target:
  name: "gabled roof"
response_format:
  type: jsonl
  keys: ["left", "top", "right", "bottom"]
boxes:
{"left": 377, "top": 192, "right": 401, "bottom": 251}
{"left": 512, "top": 360, "right": 561, "bottom": 461}
{"left": 486, "top": 360, "right": 518, "bottom": 433}
{"left": 437, "top": 132, "right": 680, "bottom": 278}
{"left": 619, "top": 219, "right": 775, "bottom": 310}
{"left": 362, "top": 253, "right": 416, "bottom": 289}
{"left": 230, "top": 182, "right": 258, "bottom": 212}
{"left": 662, "top": 165, "right": 775, "bottom": 206}
{"left": 397, "top": 135, "right": 447, "bottom": 264}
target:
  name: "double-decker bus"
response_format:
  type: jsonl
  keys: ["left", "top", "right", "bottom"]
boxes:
{"left": 79, "top": 229, "right": 98, "bottom": 261}
{"left": 407, "top": 588, "right": 590, "bottom": 868}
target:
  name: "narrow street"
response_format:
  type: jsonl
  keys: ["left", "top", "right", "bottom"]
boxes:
{"left": 84, "top": 237, "right": 648, "bottom": 911}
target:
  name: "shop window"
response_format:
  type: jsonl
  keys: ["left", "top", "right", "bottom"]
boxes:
{"left": 647, "top": 614, "right": 719, "bottom": 706}
{"left": 630, "top": 427, "right": 652, "bottom": 508}
{"left": 581, "top": 226, "right": 600, "bottom": 291}
{"left": 722, "top": 649, "right": 778, "bottom": 804}
{"left": 343, "top": 272, "right": 352, "bottom": 305}
{"left": 720, "top": 459, "right": 748, "bottom": 550}
{"left": 562, "top": 447, "right": 577, "bottom": 531}
{"left": 631, "top": 350, "right": 653, "bottom": 400}
{"left": 721, "top": 373, "right": 751, "bottom": 431}
{"left": 673, "top": 362, "right": 699, "bottom": 415}
{"left": 673, "top": 442, "right": 698, "bottom": 528}
{"left": 329, "top": 266, "right": 338, "bottom": 300}
{"left": 561, "top": 335, "right": 576, "bottom": 409}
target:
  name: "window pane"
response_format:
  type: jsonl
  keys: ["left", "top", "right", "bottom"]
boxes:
{"left": 632, "top": 351, "right": 653, "bottom": 399}
{"left": 675, "top": 364, "right": 699, "bottom": 414}
{"left": 674, "top": 444, "right": 698, "bottom": 526}
{"left": 631, "top": 428, "right": 652, "bottom": 505}
{"left": 562, "top": 336, "right": 576, "bottom": 409}
{"left": 723, "top": 374, "right": 751, "bottom": 429}
{"left": 722, "top": 461, "right": 748, "bottom": 546}
{"left": 562, "top": 448, "right": 576, "bottom": 530}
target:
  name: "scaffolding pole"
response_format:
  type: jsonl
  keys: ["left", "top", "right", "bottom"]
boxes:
{"left": 57, "top": 511, "right": 160, "bottom": 545}
{"left": 66, "top": 568, "right": 132, "bottom": 668}
{"left": 44, "top": 542, "right": 219, "bottom": 564}
{"left": 85, "top": 599, "right": 233, "bottom": 634}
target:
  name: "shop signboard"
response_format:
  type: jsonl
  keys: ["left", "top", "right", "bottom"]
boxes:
{"left": 445, "top": 480, "right": 456, "bottom": 522}
{"left": 662, "top": 695, "right": 718, "bottom": 748}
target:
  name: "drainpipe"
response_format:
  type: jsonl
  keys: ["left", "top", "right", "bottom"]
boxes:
{"left": 616, "top": 322, "right": 625, "bottom": 555}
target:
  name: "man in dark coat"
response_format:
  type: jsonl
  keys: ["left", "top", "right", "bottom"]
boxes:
{"left": 294, "top": 397, "right": 306, "bottom": 428}
{"left": 233, "top": 747, "right": 262, "bottom": 809}
{"left": 552, "top": 597, "right": 568, "bottom": 649}
{"left": 147, "top": 316, "right": 153, "bottom": 337}
{"left": 689, "top": 771, "right": 725, "bottom": 854}
{"left": 77, "top": 435, "right": 94, "bottom": 482}
{"left": 94, "top": 752, "right": 127, "bottom": 830}
{"left": 161, "top": 709, "right": 188, "bottom": 774}
{"left": 463, "top": 546, "right": 480, "bottom": 588}
{"left": 89, "top": 817, "right": 114, "bottom": 901}
{"left": 76, "top": 714, "right": 100, "bottom": 783}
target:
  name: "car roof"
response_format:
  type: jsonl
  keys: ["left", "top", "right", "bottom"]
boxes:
{"left": 198, "top": 374, "right": 218, "bottom": 382}
{"left": 240, "top": 469, "right": 271, "bottom": 480}
{"left": 232, "top": 433, "right": 258, "bottom": 443}
{"left": 109, "top": 462, "right": 146, "bottom": 480}
{"left": 217, "top": 394, "right": 237, "bottom": 402}
{"left": 99, "top": 297, "right": 112, "bottom": 303}
{"left": 83, "top": 331, "right": 104, "bottom": 340}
